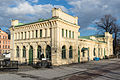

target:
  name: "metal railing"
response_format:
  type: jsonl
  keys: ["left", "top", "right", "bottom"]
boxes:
{"left": 0, "top": 60, "right": 18, "bottom": 69}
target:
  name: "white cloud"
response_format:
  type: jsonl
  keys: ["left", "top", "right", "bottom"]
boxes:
{"left": 0, "top": 0, "right": 68, "bottom": 28}
{"left": 7, "top": 2, "right": 35, "bottom": 15}
{"left": 67, "top": 0, "right": 120, "bottom": 29}
{"left": 7, "top": 1, "right": 68, "bottom": 17}
{"left": 86, "top": 27, "right": 97, "bottom": 31}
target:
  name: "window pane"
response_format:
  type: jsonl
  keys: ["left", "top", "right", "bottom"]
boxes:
{"left": 69, "top": 46, "right": 73, "bottom": 58}
{"left": 69, "top": 30, "right": 71, "bottom": 38}
{"left": 62, "top": 46, "right": 66, "bottom": 59}
{"left": 66, "top": 30, "right": 67, "bottom": 37}
{"left": 72, "top": 31, "right": 74, "bottom": 38}
{"left": 36, "top": 30, "right": 38, "bottom": 38}
{"left": 25, "top": 32, "right": 26, "bottom": 39}
{"left": 62, "top": 29, "right": 64, "bottom": 37}
{"left": 40, "top": 29, "right": 42, "bottom": 37}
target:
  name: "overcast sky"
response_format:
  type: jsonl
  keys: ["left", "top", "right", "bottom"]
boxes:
{"left": 0, "top": 0, "right": 120, "bottom": 36}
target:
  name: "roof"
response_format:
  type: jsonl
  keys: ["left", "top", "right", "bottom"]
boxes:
{"left": 15, "top": 17, "right": 58, "bottom": 27}
{"left": 14, "top": 16, "right": 78, "bottom": 27}
{"left": 78, "top": 35, "right": 106, "bottom": 43}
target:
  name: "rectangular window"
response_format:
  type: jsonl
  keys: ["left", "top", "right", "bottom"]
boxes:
{"left": 62, "top": 29, "right": 64, "bottom": 37}
{"left": 0, "top": 41, "right": 1, "bottom": 44}
{"left": 6, "top": 41, "right": 7, "bottom": 44}
{"left": 25, "top": 32, "right": 26, "bottom": 39}
{"left": 21, "top": 32, "right": 23, "bottom": 39}
{"left": 40, "top": 29, "right": 42, "bottom": 38}
{"left": 0, "top": 35, "right": 1, "bottom": 39}
{"left": 3, "top": 45, "right": 4, "bottom": 48}
{"left": 3, "top": 36, "right": 4, "bottom": 39}
{"left": 72, "top": 31, "right": 74, "bottom": 39}
{"left": 45, "top": 29, "right": 47, "bottom": 37}
{"left": 0, "top": 45, "right": 1, "bottom": 48}
{"left": 69, "top": 30, "right": 71, "bottom": 38}
{"left": 5, "top": 45, "right": 7, "bottom": 48}
{"left": 36, "top": 30, "right": 38, "bottom": 38}
{"left": 66, "top": 30, "right": 67, "bottom": 37}
{"left": 32, "top": 30, "right": 34, "bottom": 38}
{"left": 3, "top": 41, "right": 4, "bottom": 44}
{"left": 28, "top": 31, "right": 30, "bottom": 39}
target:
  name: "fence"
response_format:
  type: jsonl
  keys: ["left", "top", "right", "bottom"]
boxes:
{"left": 0, "top": 60, "right": 18, "bottom": 69}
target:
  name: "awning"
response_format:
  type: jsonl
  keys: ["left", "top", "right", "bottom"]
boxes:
{"left": 81, "top": 48, "right": 89, "bottom": 52}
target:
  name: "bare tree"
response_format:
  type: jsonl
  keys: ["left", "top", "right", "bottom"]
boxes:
{"left": 96, "top": 14, "right": 120, "bottom": 55}
{"left": 96, "top": 15, "right": 116, "bottom": 34}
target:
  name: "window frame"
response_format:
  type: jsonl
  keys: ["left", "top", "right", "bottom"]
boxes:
{"left": 62, "top": 45, "right": 66, "bottom": 59}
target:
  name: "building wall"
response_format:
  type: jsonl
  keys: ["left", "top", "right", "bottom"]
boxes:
{"left": 9, "top": 8, "right": 113, "bottom": 66}
{"left": 0, "top": 29, "right": 10, "bottom": 54}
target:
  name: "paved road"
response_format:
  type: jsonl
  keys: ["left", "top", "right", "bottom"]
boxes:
{"left": 0, "top": 58, "right": 120, "bottom": 80}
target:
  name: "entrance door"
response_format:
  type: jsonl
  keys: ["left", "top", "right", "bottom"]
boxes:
{"left": 88, "top": 49, "right": 89, "bottom": 61}
{"left": 29, "top": 46, "right": 33, "bottom": 64}
{"left": 78, "top": 47, "right": 80, "bottom": 63}
{"left": 46, "top": 45, "right": 51, "bottom": 61}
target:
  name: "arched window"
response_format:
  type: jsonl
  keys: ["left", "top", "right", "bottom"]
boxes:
{"left": 78, "top": 47, "right": 80, "bottom": 63}
{"left": 37, "top": 46, "right": 41, "bottom": 59}
{"left": 62, "top": 45, "right": 66, "bottom": 59}
{"left": 93, "top": 48, "right": 95, "bottom": 56}
{"left": 23, "top": 46, "right": 26, "bottom": 58}
{"left": 16, "top": 46, "right": 19, "bottom": 57}
{"left": 69, "top": 46, "right": 73, "bottom": 58}
{"left": 46, "top": 45, "right": 51, "bottom": 60}
{"left": 78, "top": 47, "right": 80, "bottom": 55}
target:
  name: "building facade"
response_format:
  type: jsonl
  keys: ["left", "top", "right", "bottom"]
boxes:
{"left": 0, "top": 29, "right": 10, "bottom": 54}
{"left": 9, "top": 8, "right": 113, "bottom": 66}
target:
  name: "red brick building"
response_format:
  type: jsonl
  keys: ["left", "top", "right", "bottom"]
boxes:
{"left": 0, "top": 29, "right": 10, "bottom": 54}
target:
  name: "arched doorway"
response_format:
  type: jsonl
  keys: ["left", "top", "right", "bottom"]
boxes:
{"left": 46, "top": 45, "right": 51, "bottom": 61}
{"left": 37, "top": 46, "right": 41, "bottom": 60}
{"left": 81, "top": 47, "right": 89, "bottom": 61}
{"left": 16, "top": 46, "right": 19, "bottom": 57}
{"left": 69, "top": 46, "right": 73, "bottom": 59}
{"left": 23, "top": 46, "right": 26, "bottom": 58}
{"left": 78, "top": 47, "right": 80, "bottom": 63}
{"left": 29, "top": 46, "right": 33, "bottom": 64}
{"left": 62, "top": 45, "right": 66, "bottom": 59}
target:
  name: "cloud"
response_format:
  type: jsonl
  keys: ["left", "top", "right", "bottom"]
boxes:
{"left": 86, "top": 27, "right": 97, "bottom": 31}
{"left": 31, "top": 0, "right": 38, "bottom": 3}
{"left": 0, "top": 0, "right": 68, "bottom": 29}
{"left": 67, "top": 0, "right": 120, "bottom": 29}
{"left": 7, "top": 2, "right": 35, "bottom": 15}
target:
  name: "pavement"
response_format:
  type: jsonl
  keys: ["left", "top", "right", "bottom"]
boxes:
{"left": 0, "top": 58, "right": 120, "bottom": 80}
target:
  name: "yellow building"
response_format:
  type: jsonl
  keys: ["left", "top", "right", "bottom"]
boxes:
{"left": 9, "top": 8, "right": 113, "bottom": 66}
